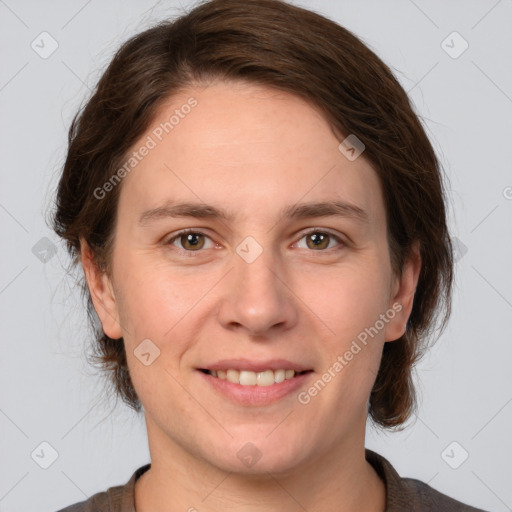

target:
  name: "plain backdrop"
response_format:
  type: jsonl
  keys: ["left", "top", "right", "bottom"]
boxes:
{"left": 1, "top": 0, "right": 511, "bottom": 511}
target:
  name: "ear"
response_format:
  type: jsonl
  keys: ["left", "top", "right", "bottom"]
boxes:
{"left": 385, "top": 240, "right": 421, "bottom": 342}
{"left": 80, "top": 238, "right": 123, "bottom": 340}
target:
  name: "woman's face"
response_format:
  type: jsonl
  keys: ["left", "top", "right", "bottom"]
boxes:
{"left": 85, "top": 80, "right": 419, "bottom": 474}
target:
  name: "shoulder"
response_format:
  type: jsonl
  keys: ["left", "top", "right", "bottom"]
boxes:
{"left": 55, "top": 488, "right": 113, "bottom": 512}
{"left": 365, "top": 449, "right": 489, "bottom": 512}
{"left": 399, "top": 476, "right": 489, "bottom": 511}
{"left": 56, "top": 463, "right": 150, "bottom": 512}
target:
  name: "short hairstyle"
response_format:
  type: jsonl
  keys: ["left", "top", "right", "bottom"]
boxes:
{"left": 52, "top": 0, "right": 454, "bottom": 429}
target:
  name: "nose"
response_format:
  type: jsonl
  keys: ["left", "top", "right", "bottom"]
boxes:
{"left": 216, "top": 246, "right": 299, "bottom": 337}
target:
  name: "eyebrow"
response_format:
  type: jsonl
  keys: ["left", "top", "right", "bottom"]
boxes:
{"left": 138, "top": 200, "right": 369, "bottom": 226}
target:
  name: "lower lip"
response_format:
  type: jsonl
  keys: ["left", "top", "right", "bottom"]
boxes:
{"left": 197, "top": 370, "right": 313, "bottom": 407}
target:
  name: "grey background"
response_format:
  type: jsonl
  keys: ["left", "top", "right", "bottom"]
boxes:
{"left": 1, "top": 0, "right": 511, "bottom": 510}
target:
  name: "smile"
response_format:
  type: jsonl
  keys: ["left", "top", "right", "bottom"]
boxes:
{"left": 200, "top": 368, "right": 311, "bottom": 386}
{"left": 197, "top": 368, "right": 314, "bottom": 407}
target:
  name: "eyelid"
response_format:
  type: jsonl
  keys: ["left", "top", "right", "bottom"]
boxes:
{"left": 293, "top": 227, "right": 346, "bottom": 250}
{"left": 164, "top": 228, "right": 217, "bottom": 254}
{"left": 165, "top": 226, "right": 346, "bottom": 254}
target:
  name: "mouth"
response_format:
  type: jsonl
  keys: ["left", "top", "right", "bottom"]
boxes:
{"left": 197, "top": 367, "right": 314, "bottom": 406}
{"left": 198, "top": 368, "right": 313, "bottom": 387}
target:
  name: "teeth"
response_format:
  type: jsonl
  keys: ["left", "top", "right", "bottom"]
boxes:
{"left": 208, "top": 369, "right": 299, "bottom": 386}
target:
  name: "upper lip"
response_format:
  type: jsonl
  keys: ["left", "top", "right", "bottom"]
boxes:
{"left": 198, "top": 358, "right": 313, "bottom": 373}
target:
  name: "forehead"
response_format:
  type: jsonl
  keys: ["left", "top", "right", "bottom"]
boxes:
{"left": 117, "top": 80, "right": 385, "bottom": 232}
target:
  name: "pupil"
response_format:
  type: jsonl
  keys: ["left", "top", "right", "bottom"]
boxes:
{"left": 308, "top": 232, "right": 330, "bottom": 250}
{"left": 186, "top": 233, "right": 200, "bottom": 246}
{"left": 311, "top": 233, "right": 324, "bottom": 246}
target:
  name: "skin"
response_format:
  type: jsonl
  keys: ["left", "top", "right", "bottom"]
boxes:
{"left": 81, "top": 79, "right": 421, "bottom": 512}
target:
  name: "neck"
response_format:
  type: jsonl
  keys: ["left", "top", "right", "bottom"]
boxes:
{"left": 135, "top": 420, "right": 385, "bottom": 512}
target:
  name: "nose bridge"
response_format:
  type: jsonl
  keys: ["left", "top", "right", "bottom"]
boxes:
{"left": 217, "top": 235, "right": 297, "bottom": 335}
{"left": 236, "top": 238, "right": 279, "bottom": 293}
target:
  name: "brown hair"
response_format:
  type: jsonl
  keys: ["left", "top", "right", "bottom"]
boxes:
{"left": 51, "top": 0, "right": 454, "bottom": 428}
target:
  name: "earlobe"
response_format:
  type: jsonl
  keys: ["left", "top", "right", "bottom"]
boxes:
{"left": 385, "top": 240, "right": 422, "bottom": 342}
{"left": 80, "top": 238, "right": 123, "bottom": 340}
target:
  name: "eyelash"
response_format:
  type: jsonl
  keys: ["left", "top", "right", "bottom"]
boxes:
{"left": 164, "top": 227, "right": 346, "bottom": 257}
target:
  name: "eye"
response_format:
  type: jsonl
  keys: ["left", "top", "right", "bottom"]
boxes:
{"left": 295, "top": 228, "right": 345, "bottom": 251}
{"left": 165, "top": 229, "right": 215, "bottom": 254}
{"left": 165, "top": 227, "right": 345, "bottom": 256}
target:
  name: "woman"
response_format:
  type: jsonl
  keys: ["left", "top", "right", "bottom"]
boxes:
{"left": 53, "top": 0, "right": 486, "bottom": 510}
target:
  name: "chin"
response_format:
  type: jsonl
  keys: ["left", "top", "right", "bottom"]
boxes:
{"left": 205, "top": 431, "right": 307, "bottom": 475}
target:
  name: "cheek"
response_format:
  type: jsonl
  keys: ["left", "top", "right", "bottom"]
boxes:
{"left": 296, "top": 259, "right": 391, "bottom": 339}
{"left": 299, "top": 260, "right": 390, "bottom": 396}
{"left": 114, "top": 257, "right": 205, "bottom": 339}
{"left": 114, "top": 260, "right": 214, "bottom": 391}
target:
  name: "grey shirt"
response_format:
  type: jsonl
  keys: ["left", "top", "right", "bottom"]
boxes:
{"left": 56, "top": 449, "right": 488, "bottom": 511}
